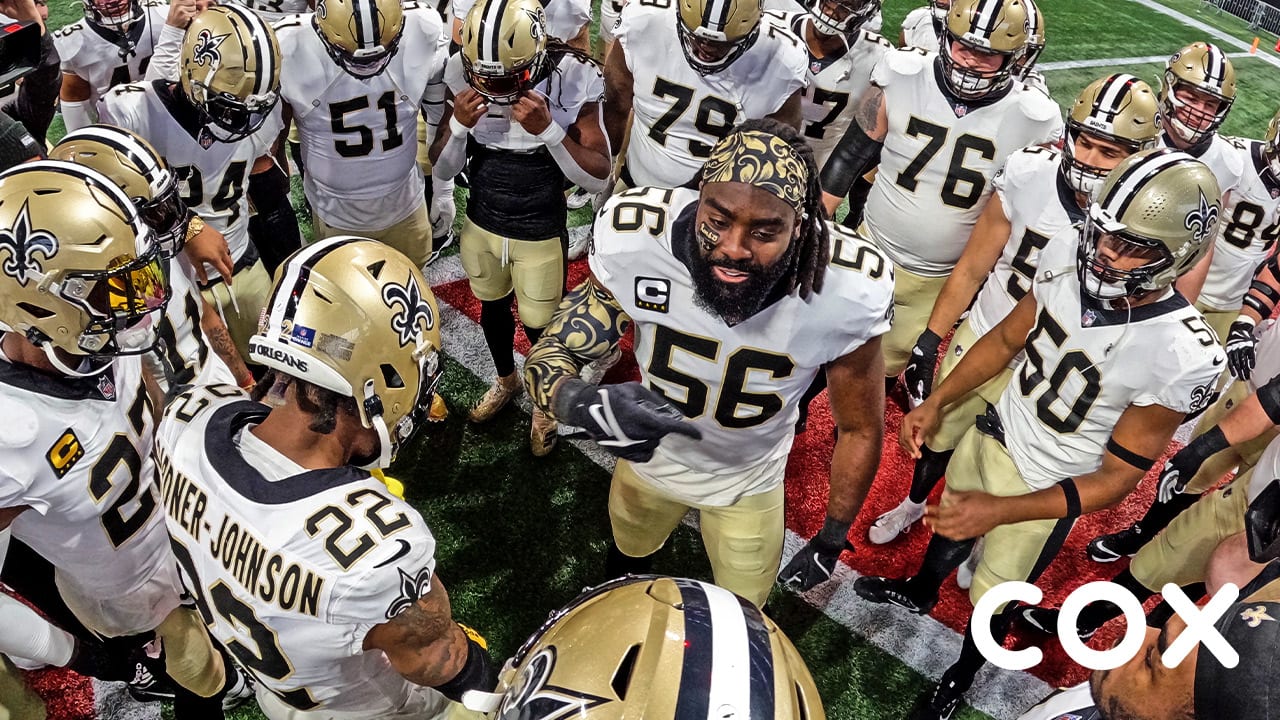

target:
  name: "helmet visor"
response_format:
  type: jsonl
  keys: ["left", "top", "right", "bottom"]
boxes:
{"left": 463, "top": 57, "right": 538, "bottom": 104}
{"left": 138, "top": 183, "right": 190, "bottom": 258}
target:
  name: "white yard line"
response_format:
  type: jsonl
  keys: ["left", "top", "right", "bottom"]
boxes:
{"left": 1040, "top": 50, "right": 1251, "bottom": 71}
{"left": 429, "top": 254, "right": 1052, "bottom": 720}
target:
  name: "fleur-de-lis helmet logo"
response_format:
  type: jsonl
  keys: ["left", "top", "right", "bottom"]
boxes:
{"left": 382, "top": 275, "right": 435, "bottom": 347}
{"left": 315, "top": 0, "right": 327, "bottom": 18}
{"left": 0, "top": 201, "right": 58, "bottom": 288}
{"left": 1184, "top": 189, "right": 1219, "bottom": 244}
{"left": 192, "top": 28, "right": 228, "bottom": 68}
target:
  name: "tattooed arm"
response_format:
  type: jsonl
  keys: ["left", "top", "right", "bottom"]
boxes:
{"left": 524, "top": 275, "right": 632, "bottom": 419}
{"left": 200, "top": 297, "right": 254, "bottom": 389}
{"left": 820, "top": 85, "right": 888, "bottom": 214}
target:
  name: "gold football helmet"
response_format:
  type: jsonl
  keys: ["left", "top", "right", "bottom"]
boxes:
{"left": 1160, "top": 42, "right": 1236, "bottom": 146}
{"left": 1062, "top": 74, "right": 1160, "bottom": 198}
{"left": 314, "top": 0, "right": 404, "bottom": 79}
{"left": 1263, "top": 106, "right": 1280, "bottom": 183}
{"left": 677, "top": 0, "right": 762, "bottom": 76}
{"left": 1079, "top": 148, "right": 1220, "bottom": 300}
{"left": 51, "top": 125, "right": 190, "bottom": 259}
{"left": 179, "top": 5, "right": 281, "bottom": 142}
{"left": 494, "top": 576, "right": 825, "bottom": 720}
{"left": 939, "top": 0, "right": 1028, "bottom": 100}
{"left": 807, "top": 0, "right": 880, "bottom": 38}
{"left": 460, "top": 0, "right": 548, "bottom": 105}
{"left": 1012, "top": 0, "right": 1043, "bottom": 78}
{"left": 249, "top": 237, "right": 443, "bottom": 469}
{"left": 0, "top": 161, "right": 168, "bottom": 375}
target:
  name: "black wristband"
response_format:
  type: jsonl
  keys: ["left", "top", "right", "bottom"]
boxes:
{"left": 815, "top": 516, "right": 853, "bottom": 549}
{"left": 918, "top": 328, "right": 943, "bottom": 354}
{"left": 1244, "top": 279, "right": 1280, "bottom": 317}
{"left": 432, "top": 634, "right": 496, "bottom": 703}
{"left": 819, "top": 120, "right": 884, "bottom": 199}
{"left": 1185, "top": 425, "right": 1231, "bottom": 466}
{"left": 1105, "top": 437, "right": 1156, "bottom": 472}
{"left": 1059, "top": 477, "right": 1082, "bottom": 519}
{"left": 551, "top": 377, "right": 593, "bottom": 424}
{"left": 1258, "top": 378, "right": 1280, "bottom": 427}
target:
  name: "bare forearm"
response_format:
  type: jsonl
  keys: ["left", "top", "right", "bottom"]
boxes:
{"left": 930, "top": 330, "right": 1017, "bottom": 409}
{"left": 202, "top": 314, "right": 251, "bottom": 386}
{"left": 827, "top": 425, "right": 882, "bottom": 523}
{"left": 392, "top": 623, "right": 469, "bottom": 687}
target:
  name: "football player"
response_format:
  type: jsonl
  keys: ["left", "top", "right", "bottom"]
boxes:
{"left": 226, "top": 0, "right": 311, "bottom": 22}
{"left": 819, "top": 0, "right": 1062, "bottom": 381}
{"left": 603, "top": 0, "right": 808, "bottom": 189}
{"left": 430, "top": 0, "right": 609, "bottom": 455}
{"left": 867, "top": 74, "right": 1161, "bottom": 546}
{"left": 50, "top": 125, "right": 255, "bottom": 393}
{"left": 768, "top": 0, "right": 890, "bottom": 171}
{"left": 54, "top": 0, "right": 169, "bottom": 132}
{"left": 103, "top": 5, "right": 299, "bottom": 361}
{"left": 855, "top": 149, "right": 1224, "bottom": 719}
{"left": 451, "top": 0, "right": 590, "bottom": 48}
{"left": 275, "top": 0, "right": 450, "bottom": 270}
{"left": 485, "top": 576, "right": 825, "bottom": 718}
{"left": 898, "top": 0, "right": 946, "bottom": 50}
{"left": 0, "top": 162, "right": 227, "bottom": 706}
{"left": 524, "top": 120, "right": 894, "bottom": 607}
{"left": 157, "top": 237, "right": 499, "bottom": 718}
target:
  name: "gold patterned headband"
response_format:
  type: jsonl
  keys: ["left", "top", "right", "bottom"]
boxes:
{"left": 701, "top": 130, "right": 808, "bottom": 216}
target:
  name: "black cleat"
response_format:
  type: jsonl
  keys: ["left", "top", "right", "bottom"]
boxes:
{"left": 1087, "top": 524, "right": 1147, "bottom": 563}
{"left": 907, "top": 678, "right": 964, "bottom": 720}
{"left": 125, "top": 662, "right": 176, "bottom": 703}
{"left": 853, "top": 576, "right": 937, "bottom": 615}
{"left": 1017, "top": 606, "right": 1098, "bottom": 642}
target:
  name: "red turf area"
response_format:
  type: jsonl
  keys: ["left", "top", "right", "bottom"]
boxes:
{"left": 29, "top": 258, "right": 1182, "bottom": 716}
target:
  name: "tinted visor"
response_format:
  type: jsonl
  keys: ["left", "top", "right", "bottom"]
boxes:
{"left": 204, "top": 90, "right": 278, "bottom": 140}
{"left": 463, "top": 57, "right": 537, "bottom": 104}
{"left": 83, "top": 250, "right": 169, "bottom": 318}
{"left": 138, "top": 188, "right": 190, "bottom": 258}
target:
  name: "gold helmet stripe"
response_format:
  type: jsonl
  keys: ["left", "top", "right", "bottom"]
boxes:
{"left": 675, "top": 579, "right": 775, "bottom": 718}
{"left": 477, "top": 0, "right": 510, "bottom": 63}
{"left": 351, "top": 0, "right": 380, "bottom": 50}
{"left": 222, "top": 3, "right": 276, "bottom": 97}
{"left": 1099, "top": 148, "right": 1187, "bottom": 219}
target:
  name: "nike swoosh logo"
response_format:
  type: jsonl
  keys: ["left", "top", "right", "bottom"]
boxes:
{"left": 1213, "top": 356, "right": 1225, "bottom": 366}
{"left": 374, "top": 539, "right": 411, "bottom": 568}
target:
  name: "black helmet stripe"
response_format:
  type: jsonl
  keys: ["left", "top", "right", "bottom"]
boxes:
{"left": 352, "top": 0, "right": 380, "bottom": 49}
{"left": 970, "top": 0, "right": 1002, "bottom": 34}
{"left": 67, "top": 126, "right": 164, "bottom": 186}
{"left": 223, "top": 3, "right": 275, "bottom": 97}
{"left": 262, "top": 235, "right": 350, "bottom": 344}
{"left": 478, "top": 0, "right": 510, "bottom": 63}
{"left": 673, "top": 579, "right": 775, "bottom": 720}
{"left": 1203, "top": 43, "right": 1225, "bottom": 86}
{"left": 1093, "top": 73, "right": 1138, "bottom": 122}
{"left": 1099, "top": 148, "right": 1186, "bottom": 219}
{"left": 701, "top": 0, "right": 734, "bottom": 31}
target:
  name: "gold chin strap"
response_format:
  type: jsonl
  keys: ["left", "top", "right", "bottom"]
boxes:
{"left": 701, "top": 130, "right": 808, "bottom": 216}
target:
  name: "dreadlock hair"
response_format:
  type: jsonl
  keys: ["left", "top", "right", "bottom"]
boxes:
{"left": 694, "top": 117, "right": 831, "bottom": 300}
{"left": 538, "top": 39, "right": 603, "bottom": 109}
{"left": 253, "top": 369, "right": 358, "bottom": 435}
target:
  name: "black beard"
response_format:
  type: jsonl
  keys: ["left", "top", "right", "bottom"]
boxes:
{"left": 688, "top": 243, "right": 794, "bottom": 326}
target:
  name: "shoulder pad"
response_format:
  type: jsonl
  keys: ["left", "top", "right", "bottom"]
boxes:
{"left": 859, "top": 29, "right": 893, "bottom": 49}
{"left": 0, "top": 396, "right": 38, "bottom": 449}
{"left": 272, "top": 13, "right": 308, "bottom": 30}
{"left": 1016, "top": 87, "right": 1063, "bottom": 124}
{"left": 52, "top": 20, "right": 87, "bottom": 61}
{"left": 404, "top": 2, "right": 445, "bottom": 35}
{"left": 879, "top": 47, "right": 933, "bottom": 79}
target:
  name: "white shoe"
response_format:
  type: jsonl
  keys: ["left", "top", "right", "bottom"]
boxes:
{"left": 580, "top": 347, "right": 622, "bottom": 386}
{"left": 956, "top": 537, "right": 983, "bottom": 590}
{"left": 867, "top": 499, "right": 925, "bottom": 545}
{"left": 566, "top": 186, "right": 593, "bottom": 210}
{"left": 567, "top": 224, "right": 592, "bottom": 261}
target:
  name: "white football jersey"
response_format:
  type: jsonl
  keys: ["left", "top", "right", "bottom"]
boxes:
{"left": 225, "top": 0, "right": 310, "bottom": 23}
{"left": 53, "top": 1, "right": 169, "bottom": 104}
{"left": 452, "top": 0, "right": 590, "bottom": 41}
{"left": 615, "top": 0, "right": 808, "bottom": 188}
{"left": 153, "top": 263, "right": 236, "bottom": 391}
{"left": 968, "top": 145, "right": 1086, "bottom": 337}
{"left": 770, "top": 11, "right": 890, "bottom": 169}
{"left": 443, "top": 49, "right": 603, "bottom": 151}
{"left": 590, "top": 186, "right": 894, "bottom": 504}
{"left": 1246, "top": 318, "right": 1280, "bottom": 393}
{"left": 999, "top": 229, "right": 1225, "bottom": 490}
{"left": 1199, "top": 138, "right": 1280, "bottom": 311}
{"left": 276, "top": 6, "right": 448, "bottom": 231}
{"left": 863, "top": 49, "right": 1062, "bottom": 276}
{"left": 103, "top": 81, "right": 283, "bottom": 274}
{"left": 1016, "top": 683, "right": 1101, "bottom": 720}
{"left": 157, "top": 387, "right": 449, "bottom": 715}
{"left": 899, "top": 5, "right": 940, "bottom": 51}
{"left": 0, "top": 353, "right": 174, "bottom": 601}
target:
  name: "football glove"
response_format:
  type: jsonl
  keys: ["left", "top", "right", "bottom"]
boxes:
{"left": 778, "top": 526, "right": 855, "bottom": 593}
{"left": 1156, "top": 425, "right": 1229, "bottom": 504}
{"left": 555, "top": 379, "right": 701, "bottom": 463}
{"left": 1225, "top": 318, "right": 1258, "bottom": 381}
{"left": 903, "top": 329, "right": 943, "bottom": 404}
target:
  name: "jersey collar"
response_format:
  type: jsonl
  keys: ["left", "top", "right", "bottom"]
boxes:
{"left": 206, "top": 401, "right": 372, "bottom": 505}
{"left": 1163, "top": 129, "right": 1215, "bottom": 159}
{"left": 154, "top": 81, "right": 207, "bottom": 142}
{"left": 1055, "top": 171, "right": 1088, "bottom": 223}
{"left": 87, "top": 15, "right": 148, "bottom": 55}
{"left": 931, "top": 58, "right": 1013, "bottom": 115}
{"left": 0, "top": 352, "right": 117, "bottom": 401}
{"left": 1077, "top": 284, "right": 1190, "bottom": 327}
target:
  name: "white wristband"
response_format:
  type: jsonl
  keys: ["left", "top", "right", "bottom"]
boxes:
{"left": 537, "top": 122, "right": 567, "bottom": 147}
{"left": 448, "top": 115, "right": 472, "bottom": 138}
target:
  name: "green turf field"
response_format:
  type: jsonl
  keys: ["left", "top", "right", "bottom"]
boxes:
{"left": 35, "top": 0, "right": 1280, "bottom": 717}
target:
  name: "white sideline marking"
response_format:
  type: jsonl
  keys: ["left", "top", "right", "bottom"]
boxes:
{"left": 1124, "top": 0, "right": 1280, "bottom": 70}
{"left": 1040, "top": 50, "right": 1251, "bottom": 71}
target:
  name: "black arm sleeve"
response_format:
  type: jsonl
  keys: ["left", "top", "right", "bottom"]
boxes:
{"left": 247, "top": 161, "right": 302, "bottom": 275}
{"left": 3, "top": 33, "right": 59, "bottom": 145}
{"left": 819, "top": 120, "right": 884, "bottom": 200}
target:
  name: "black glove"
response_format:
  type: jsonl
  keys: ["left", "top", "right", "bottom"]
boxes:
{"left": 778, "top": 518, "right": 854, "bottom": 592}
{"left": 66, "top": 635, "right": 142, "bottom": 682}
{"left": 903, "top": 329, "right": 943, "bottom": 404}
{"left": 1156, "top": 425, "right": 1228, "bottom": 503}
{"left": 554, "top": 379, "right": 701, "bottom": 463}
{"left": 1225, "top": 318, "right": 1258, "bottom": 381}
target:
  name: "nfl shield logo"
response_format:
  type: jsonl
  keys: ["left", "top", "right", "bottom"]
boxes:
{"left": 96, "top": 374, "right": 116, "bottom": 400}
{"left": 1081, "top": 309, "right": 1097, "bottom": 327}
{"left": 810, "top": 61, "right": 823, "bottom": 75}
{"left": 954, "top": 104, "right": 968, "bottom": 117}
